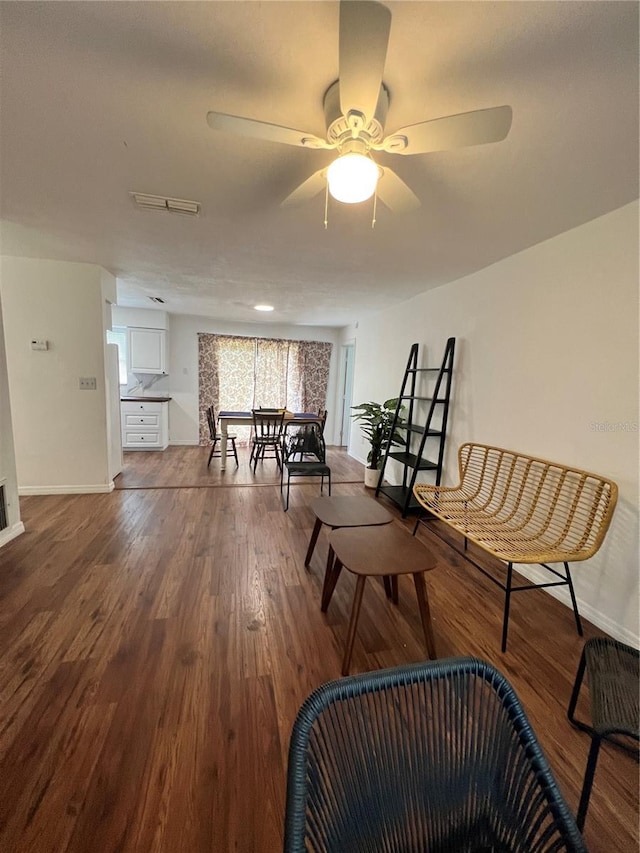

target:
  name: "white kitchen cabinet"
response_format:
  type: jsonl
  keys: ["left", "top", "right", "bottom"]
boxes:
{"left": 128, "top": 327, "right": 167, "bottom": 374}
{"left": 121, "top": 400, "right": 169, "bottom": 450}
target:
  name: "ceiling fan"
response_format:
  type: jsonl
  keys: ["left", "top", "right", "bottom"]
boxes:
{"left": 206, "top": 0, "right": 512, "bottom": 213}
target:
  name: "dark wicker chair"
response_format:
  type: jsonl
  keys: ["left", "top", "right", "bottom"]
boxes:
{"left": 285, "top": 658, "right": 586, "bottom": 852}
{"left": 567, "top": 636, "right": 639, "bottom": 831}
{"left": 280, "top": 422, "right": 331, "bottom": 511}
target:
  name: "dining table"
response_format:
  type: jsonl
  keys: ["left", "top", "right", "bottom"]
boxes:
{"left": 217, "top": 411, "right": 323, "bottom": 470}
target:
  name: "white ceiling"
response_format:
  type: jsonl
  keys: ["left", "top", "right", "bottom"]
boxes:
{"left": 0, "top": 1, "right": 638, "bottom": 327}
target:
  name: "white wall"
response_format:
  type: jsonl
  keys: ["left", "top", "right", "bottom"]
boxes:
{"left": 0, "top": 294, "right": 24, "bottom": 546}
{"left": 345, "top": 200, "right": 639, "bottom": 645}
{"left": 1, "top": 257, "right": 117, "bottom": 494}
{"left": 168, "top": 314, "right": 342, "bottom": 444}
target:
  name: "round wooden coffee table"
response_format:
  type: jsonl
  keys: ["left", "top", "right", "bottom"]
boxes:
{"left": 327, "top": 524, "right": 438, "bottom": 675}
{"left": 304, "top": 496, "right": 393, "bottom": 580}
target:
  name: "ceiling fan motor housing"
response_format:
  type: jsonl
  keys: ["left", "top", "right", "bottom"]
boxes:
{"left": 323, "top": 79, "right": 389, "bottom": 150}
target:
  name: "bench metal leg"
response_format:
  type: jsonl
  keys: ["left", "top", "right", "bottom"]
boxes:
{"left": 564, "top": 561, "right": 584, "bottom": 636}
{"left": 391, "top": 576, "right": 398, "bottom": 605}
{"left": 383, "top": 576, "right": 392, "bottom": 598}
{"left": 567, "top": 645, "right": 589, "bottom": 731}
{"left": 382, "top": 576, "right": 398, "bottom": 604}
{"left": 501, "top": 562, "right": 514, "bottom": 653}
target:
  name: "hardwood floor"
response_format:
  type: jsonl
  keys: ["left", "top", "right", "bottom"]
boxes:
{"left": 114, "top": 444, "right": 362, "bottom": 490}
{"left": 1, "top": 448, "right": 637, "bottom": 852}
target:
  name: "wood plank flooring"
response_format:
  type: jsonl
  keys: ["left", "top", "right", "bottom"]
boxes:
{"left": 0, "top": 448, "right": 637, "bottom": 852}
{"left": 114, "top": 444, "right": 362, "bottom": 490}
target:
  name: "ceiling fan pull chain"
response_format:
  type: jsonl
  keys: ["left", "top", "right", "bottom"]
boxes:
{"left": 324, "top": 183, "right": 329, "bottom": 230}
{"left": 371, "top": 190, "right": 378, "bottom": 229}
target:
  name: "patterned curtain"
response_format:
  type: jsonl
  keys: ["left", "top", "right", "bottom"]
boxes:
{"left": 255, "top": 339, "right": 289, "bottom": 409}
{"left": 198, "top": 335, "right": 255, "bottom": 445}
{"left": 198, "top": 333, "right": 332, "bottom": 444}
{"left": 296, "top": 340, "right": 333, "bottom": 413}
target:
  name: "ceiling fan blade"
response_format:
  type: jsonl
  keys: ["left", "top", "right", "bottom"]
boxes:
{"left": 376, "top": 167, "right": 421, "bottom": 213}
{"left": 339, "top": 0, "right": 391, "bottom": 124}
{"left": 206, "top": 111, "right": 332, "bottom": 150}
{"left": 281, "top": 169, "right": 327, "bottom": 207}
{"left": 377, "top": 105, "right": 513, "bottom": 155}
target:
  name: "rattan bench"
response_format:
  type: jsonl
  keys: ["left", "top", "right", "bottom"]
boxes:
{"left": 413, "top": 443, "right": 618, "bottom": 651}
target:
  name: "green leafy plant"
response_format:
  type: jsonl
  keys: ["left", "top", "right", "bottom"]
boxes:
{"left": 351, "top": 398, "right": 406, "bottom": 470}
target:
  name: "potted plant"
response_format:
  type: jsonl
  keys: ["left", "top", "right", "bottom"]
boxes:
{"left": 351, "top": 398, "right": 406, "bottom": 488}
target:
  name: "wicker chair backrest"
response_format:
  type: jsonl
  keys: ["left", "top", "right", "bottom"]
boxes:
{"left": 284, "top": 658, "right": 586, "bottom": 852}
{"left": 414, "top": 443, "right": 617, "bottom": 564}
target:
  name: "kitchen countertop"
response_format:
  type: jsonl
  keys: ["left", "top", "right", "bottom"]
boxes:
{"left": 120, "top": 396, "right": 172, "bottom": 402}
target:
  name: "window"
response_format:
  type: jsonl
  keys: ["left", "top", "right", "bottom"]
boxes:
{"left": 107, "top": 327, "right": 128, "bottom": 385}
{"left": 197, "top": 333, "right": 332, "bottom": 444}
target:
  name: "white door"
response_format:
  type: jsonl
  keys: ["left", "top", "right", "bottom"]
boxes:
{"left": 339, "top": 344, "right": 355, "bottom": 447}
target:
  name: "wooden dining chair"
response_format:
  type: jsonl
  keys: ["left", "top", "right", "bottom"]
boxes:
{"left": 251, "top": 410, "right": 285, "bottom": 473}
{"left": 206, "top": 406, "right": 238, "bottom": 467}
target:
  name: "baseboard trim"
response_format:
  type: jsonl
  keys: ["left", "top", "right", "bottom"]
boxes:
{"left": 169, "top": 440, "right": 200, "bottom": 446}
{"left": 18, "top": 484, "right": 115, "bottom": 496}
{"left": 513, "top": 564, "right": 639, "bottom": 648}
{"left": 0, "top": 521, "right": 26, "bottom": 548}
{"left": 348, "top": 451, "right": 367, "bottom": 467}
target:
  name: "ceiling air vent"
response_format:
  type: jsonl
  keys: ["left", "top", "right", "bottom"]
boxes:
{"left": 130, "top": 192, "right": 200, "bottom": 216}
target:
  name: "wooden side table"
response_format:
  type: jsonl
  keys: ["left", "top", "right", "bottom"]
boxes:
{"left": 305, "top": 496, "right": 393, "bottom": 580}
{"left": 326, "top": 525, "right": 438, "bottom": 676}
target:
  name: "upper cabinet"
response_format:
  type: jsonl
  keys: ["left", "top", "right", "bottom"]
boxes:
{"left": 128, "top": 327, "right": 167, "bottom": 374}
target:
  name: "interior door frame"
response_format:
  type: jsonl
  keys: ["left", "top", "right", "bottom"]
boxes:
{"left": 338, "top": 341, "right": 355, "bottom": 447}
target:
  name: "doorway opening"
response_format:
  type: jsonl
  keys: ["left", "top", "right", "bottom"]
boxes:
{"left": 338, "top": 343, "right": 355, "bottom": 447}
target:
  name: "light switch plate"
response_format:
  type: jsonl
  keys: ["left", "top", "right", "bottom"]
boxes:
{"left": 79, "top": 377, "right": 97, "bottom": 390}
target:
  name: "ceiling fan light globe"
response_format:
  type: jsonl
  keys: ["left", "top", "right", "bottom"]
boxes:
{"left": 327, "top": 153, "right": 379, "bottom": 204}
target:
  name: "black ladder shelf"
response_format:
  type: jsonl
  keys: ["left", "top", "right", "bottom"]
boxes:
{"left": 375, "top": 338, "right": 455, "bottom": 517}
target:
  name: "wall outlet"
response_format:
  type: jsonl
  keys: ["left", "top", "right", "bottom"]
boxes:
{"left": 79, "top": 377, "right": 97, "bottom": 390}
{"left": 30, "top": 339, "right": 48, "bottom": 351}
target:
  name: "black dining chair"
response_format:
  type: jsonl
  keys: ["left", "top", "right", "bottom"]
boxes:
{"left": 251, "top": 409, "right": 285, "bottom": 473}
{"left": 206, "top": 406, "right": 238, "bottom": 467}
{"left": 280, "top": 422, "right": 331, "bottom": 511}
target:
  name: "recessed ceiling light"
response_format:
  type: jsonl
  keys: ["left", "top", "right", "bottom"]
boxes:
{"left": 254, "top": 304, "right": 274, "bottom": 312}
